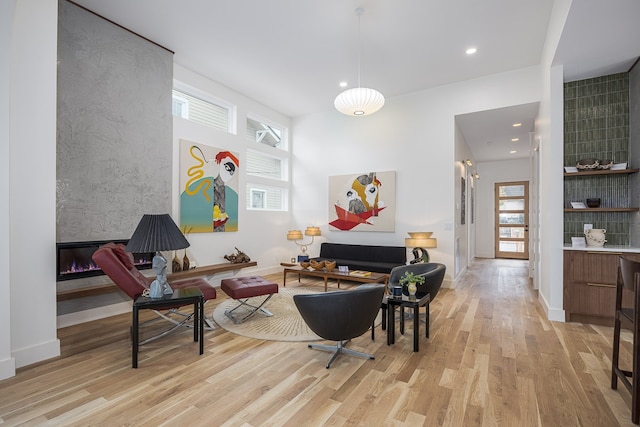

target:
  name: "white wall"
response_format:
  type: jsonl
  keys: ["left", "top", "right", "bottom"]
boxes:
{"left": 171, "top": 64, "right": 294, "bottom": 282}
{"left": 475, "top": 158, "right": 532, "bottom": 258}
{"left": 0, "top": 0, "right": 15, "bottom": 380}
{"left": 292, "top": 66, "right": 542, "bottom": 287}
{"left": 536, "top": 0, "right": 572, "bottom": 322}
{"left": 56, "top": 64, "right": 298, "bottom": 327}
{"left": 5, "top": 0, "right": 60, "bottom": 374}
{"left": 453, "top": 123, "right": 475, "bottom": 277}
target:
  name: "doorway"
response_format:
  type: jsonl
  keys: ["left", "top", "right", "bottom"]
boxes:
{"left": 495, "top": 181, "right": 529, "bottom": 259}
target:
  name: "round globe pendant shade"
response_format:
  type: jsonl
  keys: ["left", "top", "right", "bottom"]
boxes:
{"left": 334, "top": 87, "right": 385, "bottom": 116}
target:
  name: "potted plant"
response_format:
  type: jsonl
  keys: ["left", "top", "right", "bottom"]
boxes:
{"left": 399, "top": 271, "right": 425, "bottom": 296}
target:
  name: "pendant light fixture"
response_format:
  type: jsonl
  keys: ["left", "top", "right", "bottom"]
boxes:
{"left": 334, "top": 7, "right": 385, "bottom": 117}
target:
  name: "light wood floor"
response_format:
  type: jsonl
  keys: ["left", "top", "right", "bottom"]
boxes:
{"left": 0, "top": 259, "right": 637, "bottom": 426}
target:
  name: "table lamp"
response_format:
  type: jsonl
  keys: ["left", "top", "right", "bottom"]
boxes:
{"left": 287, "top": 226, "right": 321, "bottom": 262}
{"left": 405, "top": 232, "right": 437, "bottom": 264}
{"left": 126, "top": 214, "right": 190, "bottom": 298}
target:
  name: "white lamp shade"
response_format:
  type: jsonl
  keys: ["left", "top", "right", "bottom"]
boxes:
{"left": 304, "top": 226, "right": 321, "bottom": 237}
{"left": 287, "top": 230, "right": 304, "bottom": 240}
{"left": 334, "top": 87, "right": 385, "bottom": 116}
{"left": 405, "top": 232, "right": 437, "bottom": 248}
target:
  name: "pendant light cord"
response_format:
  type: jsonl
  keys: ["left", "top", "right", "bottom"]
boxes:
{"left": 356, "top": 7, "right": 364, "bottom": 89}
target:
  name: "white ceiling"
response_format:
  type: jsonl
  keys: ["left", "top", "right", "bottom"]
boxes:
{"left": 71, "top": 0, "right": 640, "bottom": 162}
{"left": 456, "top": 102, "right": 540, "bottom": 162}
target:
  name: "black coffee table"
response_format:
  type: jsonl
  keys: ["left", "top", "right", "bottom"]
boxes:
{"left": 132, "top": 287, "right": 204, "bottom": 368}
{"left": 384, "top": 293, "right": 431, "bottom": 352}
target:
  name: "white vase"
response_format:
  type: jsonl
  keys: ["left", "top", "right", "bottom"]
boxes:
{"left": 584, "top": 228, "right": 607, "bottom": 247}
{"left": 408, "top": 282, "right": 417, "bottom": 296}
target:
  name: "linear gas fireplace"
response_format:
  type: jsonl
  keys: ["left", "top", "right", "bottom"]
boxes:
{"left": 56, "top": 239, "right": 154, "bottom": 282}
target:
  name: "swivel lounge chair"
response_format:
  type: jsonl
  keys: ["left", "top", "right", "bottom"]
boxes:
{"left": 293, "top": 284, "right": 385, "bottom": 368}
{"left": 92, "top": 242, "right": 217, "bottom": 344}
{"left": 385, "top": 263, "right": 446, "bottom": 329}
{"left": 388, "top": 262, "right": 446, "bottom": 299}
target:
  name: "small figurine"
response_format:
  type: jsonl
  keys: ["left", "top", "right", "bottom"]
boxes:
{"left": 224, "top": 247, "right": 251, "bottom": 263}
{"left": 149, "top": 255, "right": 172, "bottom": 298}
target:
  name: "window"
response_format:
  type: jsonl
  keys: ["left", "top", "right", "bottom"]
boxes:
{"left": 247, "top": 150, "right": 286, "bottom": 181}
{"left": 246, "top": 115, "right": 285, "bottom": 150}
{"left": 172, "top": 94, "right": 189, "bottom": 119}
{"left": 172, "top": 87, "right": 233, "bottom": 133}
{"left": 250, "top": 188, "right": 267, "bottom": 209}
{"left": 245, "top": 113, "right": 289, "bottom": 211}
{"left": 246, "top": 185, "right": 286, "bottom": 211}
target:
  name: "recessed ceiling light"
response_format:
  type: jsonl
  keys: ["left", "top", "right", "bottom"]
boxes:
{"left": 339, "top": 81, "right": 348, "bottom": 88}
{"left": 510, "top": 150, "right": 517, "bottom": 154}
{"left": 511, "top": 138, "right": 519, "bottom": 142}
{"left": 512, "top": 123, "right": 522, "bottom": 127}
{"left": 465, "top": 47, "right": 477, "bottom": 55}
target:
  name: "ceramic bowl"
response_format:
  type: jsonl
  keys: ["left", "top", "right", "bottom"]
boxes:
{"left": 586, "top": 198, "right": 601, "bottom": 208}
{"left": 597, "top": 159, "right": 613, "bottom": 169}
{"left": 576, "top": 158, "right": 599, "bottom": 170}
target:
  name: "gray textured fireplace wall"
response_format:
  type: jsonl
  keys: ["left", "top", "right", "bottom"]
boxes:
{"left": 56, "top": 0, "right": 173, "bottom": 243}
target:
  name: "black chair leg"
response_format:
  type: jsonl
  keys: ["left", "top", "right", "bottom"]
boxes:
{"left": 612, "top": 313, "right": 621, "bottom": 390}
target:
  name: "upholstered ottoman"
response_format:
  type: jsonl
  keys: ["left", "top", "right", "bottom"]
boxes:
{"left": 220, "top": 276, "right": 279, "bottom": 324}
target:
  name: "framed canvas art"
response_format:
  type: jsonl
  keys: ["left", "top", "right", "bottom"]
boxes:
{"left": 461, "top": 176, "right": 466, "bottom": 225}
{"left": 179, "top": 139, "right": 239, "bottom": 233}
{"left": 328, "top": 170, "right": 396, "bottom": 232}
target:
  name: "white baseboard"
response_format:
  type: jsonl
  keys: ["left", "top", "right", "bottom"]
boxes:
{"left": 13, "top": 339, "right": 60, "bottom": 369}
{"left": 57, "top": 301, "right": 132, "bottom": 328}
{"left": 0, "top": 356, "right": 16, "bottom": 380}
{"left": 441, "top": 277, "right": 457, "bottom": 289}
{"left": 537, "top": 291, "right": 565, "bottom": 322}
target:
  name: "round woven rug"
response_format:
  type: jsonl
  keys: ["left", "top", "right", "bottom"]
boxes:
{"left": 213, "top": 287, "right": 382, "bottom": 342}
{"left": 213, "top": 287, "right": 322, "bottom": 342}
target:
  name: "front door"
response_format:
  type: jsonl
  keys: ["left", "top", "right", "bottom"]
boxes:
{"left": 495, "top": 181, "right": 529, "bottom": 260}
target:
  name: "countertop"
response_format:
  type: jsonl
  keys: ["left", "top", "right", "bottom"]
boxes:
{"left": 563, "top": 244, "right": 640, "bottom": 253}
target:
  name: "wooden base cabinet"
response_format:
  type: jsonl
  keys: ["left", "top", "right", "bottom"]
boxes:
{"left": 564, "top": 250, "right": 640, "bottom": 326}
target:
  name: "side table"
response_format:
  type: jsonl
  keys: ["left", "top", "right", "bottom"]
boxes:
{"left": 132, "top": 287, "right": 204, "bottom": 368}
{"left": 384, "top": 293, "right": 431, "bottom": 352}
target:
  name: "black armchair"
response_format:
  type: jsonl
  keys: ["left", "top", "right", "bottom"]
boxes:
{"left": 389, "top": 263, "right": 446, "bottom": 298}
{"left": 293, "top": 284, "right": 385, "bottom": 368}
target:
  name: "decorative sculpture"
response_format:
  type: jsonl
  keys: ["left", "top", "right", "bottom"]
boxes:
{"left": 224, "top": 247, "right": 251, "bottom": 263}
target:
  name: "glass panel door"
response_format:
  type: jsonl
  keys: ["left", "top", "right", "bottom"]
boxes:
{"left": 495, "top": 181, "right": 529, "bottom": 259}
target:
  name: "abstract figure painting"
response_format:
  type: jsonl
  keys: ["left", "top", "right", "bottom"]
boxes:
{"left": 179, "top": 140, "right": 239, "bottom": 233}
{"left": 328, "top": 171, "right": 396, "bottom": 232}
{"left": 461, "top": 176, "right": 466, "bottom": 225}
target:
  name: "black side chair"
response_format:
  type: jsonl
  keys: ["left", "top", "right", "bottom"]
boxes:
{"left": 293, "top": 284, "right": 385, "bottom": 369}
{"left": 388, "top": 263, "right": 446, "bottom": 298}
{"left": 612, "top": 256, "right": 640, "bottom": 424}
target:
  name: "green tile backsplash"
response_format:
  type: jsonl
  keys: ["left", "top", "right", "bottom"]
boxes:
{"left": 564, "top": 72, "right": 631, "bottom": 245}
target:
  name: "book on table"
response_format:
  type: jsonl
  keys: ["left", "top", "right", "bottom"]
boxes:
{"left": 348, "top": 270, "right": 372, "bottom": 277}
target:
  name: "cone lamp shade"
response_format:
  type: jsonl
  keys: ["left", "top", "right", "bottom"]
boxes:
{"left": 126, "top": 214, "right": 190, "bottom": 253}
{"left": 126, "top": 214, "right": 189, "bottom": 298}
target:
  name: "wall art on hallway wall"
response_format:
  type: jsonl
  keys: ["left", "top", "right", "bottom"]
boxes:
{"left": 179, "top": 139, "right": 239, "bottom": 233}
{"left": 328, "top": 170, "right": 396, "bottom": 232}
